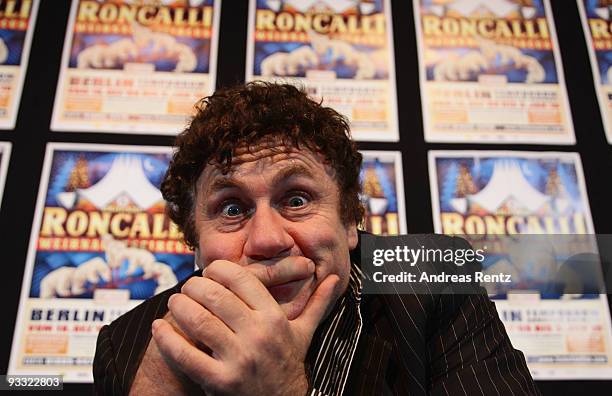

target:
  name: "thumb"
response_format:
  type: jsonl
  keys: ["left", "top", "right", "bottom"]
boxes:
{"left": 291, "top": 274, "right": 340, "bottom": 341}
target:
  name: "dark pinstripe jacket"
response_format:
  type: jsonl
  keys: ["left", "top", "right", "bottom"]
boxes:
{"left": 93, "top": 234, "right": 539, "bottom": 395}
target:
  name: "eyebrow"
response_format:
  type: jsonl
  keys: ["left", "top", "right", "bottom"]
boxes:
{"left": 204, "top": 164, "right": 317, "bottom": 196}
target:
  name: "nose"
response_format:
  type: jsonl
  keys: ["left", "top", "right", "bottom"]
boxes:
{"left": 243, "top": 205, "right": 294, "bottom": 260}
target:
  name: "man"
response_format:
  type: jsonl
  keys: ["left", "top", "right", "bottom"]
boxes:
{"left": 93, "top": 82, "right": 539, "bottom": 395}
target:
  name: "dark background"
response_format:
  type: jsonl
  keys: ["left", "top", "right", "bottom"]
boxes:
{"left": 0, "top": 0, "right": 610, "bottom": 394}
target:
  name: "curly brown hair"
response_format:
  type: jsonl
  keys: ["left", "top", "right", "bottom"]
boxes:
{"left": 161, "top": 81, "right": 364, "bottom": 250}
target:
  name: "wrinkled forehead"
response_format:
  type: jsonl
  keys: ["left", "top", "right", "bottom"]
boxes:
{"left": 196, "top": 142, "right": 336, "bottom": 193}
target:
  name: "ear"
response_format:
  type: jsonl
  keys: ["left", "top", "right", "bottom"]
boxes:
{"left": 346, "top": 222, "right": 358, "bottom": 250}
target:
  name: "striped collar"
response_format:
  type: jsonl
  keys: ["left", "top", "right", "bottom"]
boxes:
{"left": 306, "top": 262, "right": 363, "bottom": 396}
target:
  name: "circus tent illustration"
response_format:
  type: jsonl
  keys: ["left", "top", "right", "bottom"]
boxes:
{"left": 56, "top": 155, "right": 163, "bottom": 211}
{"left": 450, "top": 160, "right": 570, "bottom": 215}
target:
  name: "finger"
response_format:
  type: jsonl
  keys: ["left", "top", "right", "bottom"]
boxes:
{"left": 246, "top": 256, "right": 315, "bottom": 288}
{"left": 204, "top": 260, "right": 277, "bottom": 311}
{"left": 291, "top": 274, "right": 340, "bottom": 341}
{"left": 152, "top": 318, "right": 222, "bottom": 386}
{"left": 182, "top": 276, "right": 251, "bottom": 332}
{"left": 168, "top": 293, "right": 237, "bottom": 359}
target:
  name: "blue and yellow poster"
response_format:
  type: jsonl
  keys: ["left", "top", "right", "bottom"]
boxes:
{"left": 9, "top": 143, "right": 194, "bottom": 382}
{"left": 430, "top": 150, "right": 612, "bottom": 379}
{"left": 0, "top": 0, "right": 38, "bottom": 129}
{"left": 415, "top": 0, "right": 575, "bottom": 144}
{"left": 360, "top": 150, "right": 406, "bottom": 235}
{"left": 246, "top": 0, "right": 399, "bottom": 141}
{"left": 51, "top": 0, "right": 221, "bottom": 134}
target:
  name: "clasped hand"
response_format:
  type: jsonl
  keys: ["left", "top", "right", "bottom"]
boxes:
{"left": 152, "top": 257, "right": 340, "bottom": 396}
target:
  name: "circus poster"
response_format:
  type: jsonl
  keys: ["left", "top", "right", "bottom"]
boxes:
{"left": 246, "top": 0, "right": 399, "bottom": 141}
{"left": 0, "top": 0, "right": 38, "bottom": 129}
{"left": 429, "top": 150, "right": 612, "bottom": 379}
{"left": 51, "top": 0, "right": 221, "bottom": 134}
{"left": 360, "top": 150, "right": 406, "bottom": 235}
{"left": 415, "top": 0, "right": 575, "bottom": 144}
{"left": 8, "top": 143, "right": 194, "bottom": 382}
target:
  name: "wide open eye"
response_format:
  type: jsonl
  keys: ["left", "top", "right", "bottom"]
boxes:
{"left": 287, "top": 195, "right": 309, "bottom": 208}
{"left": 221, "top": 202, "right": 245, "bottom": 217}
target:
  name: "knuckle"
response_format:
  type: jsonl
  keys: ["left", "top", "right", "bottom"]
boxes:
{"left": 189, "top": 308, "right": 211, "bottom": 332}
{"left": 204, "top": 285, "right": 226, "bottom": 308}
{"left": 264, "top": 265, "right": 275, "bottom": 285}
{"left": 218, "top": 372, "right": 240, "bottom": 391}
{"left": 173, "top": 347, "right": 191, "bottom": 370}
{"left": 266, "top": 311, "right": 286, "bottom": 329}
{"left": 250, "top": 329, "right": 269, "bottom": 349}
{"left": 236, "top": 351, "right": 257, "bottom": 374}
{"left": 233, "top": 268, "right": 252, "bottom": 285}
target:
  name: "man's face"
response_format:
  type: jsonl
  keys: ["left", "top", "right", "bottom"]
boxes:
{"left": 194, "top": 144, "right": 358, "bottom": 320}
